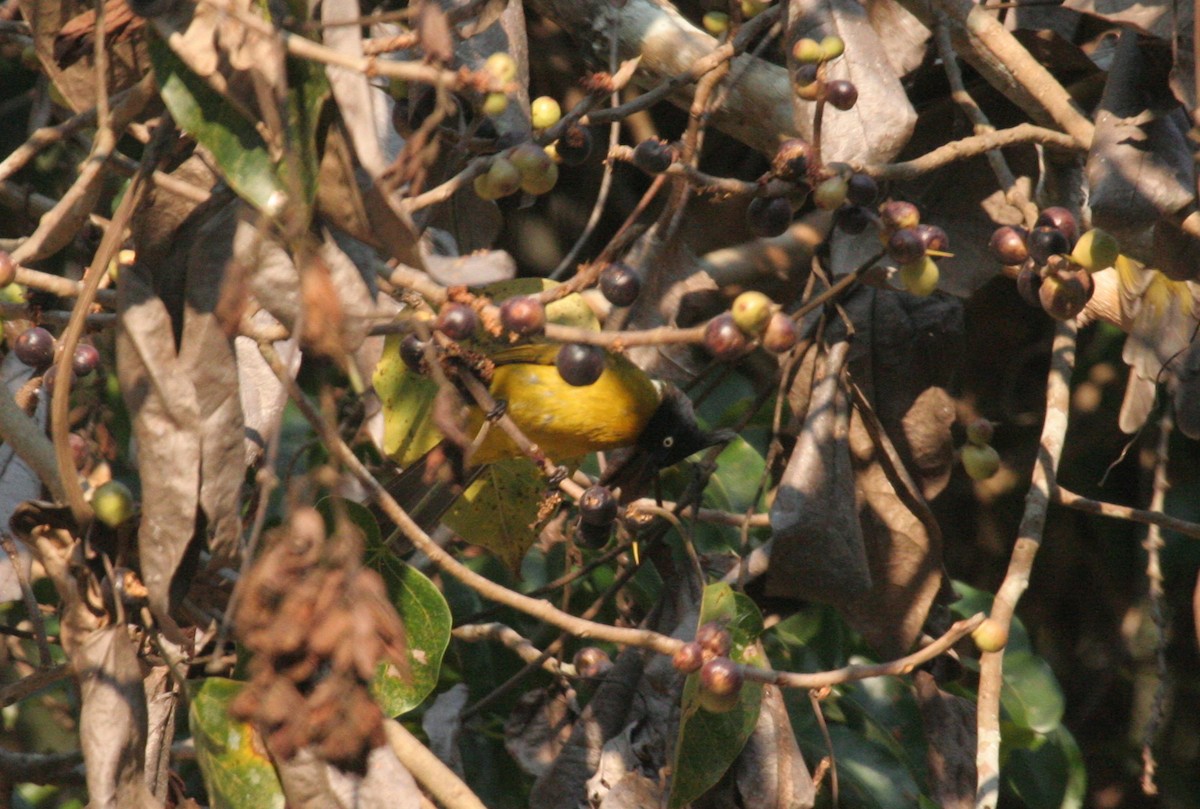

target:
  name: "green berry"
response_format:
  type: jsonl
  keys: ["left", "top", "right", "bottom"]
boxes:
{"left": 965, "top": 418, "right": 994, "bottom": 447}
{"left": 485, "top": 157, "right": 522, "bottom": 197}
{"left": 899, "top": 256, "right": 939, "bottom": 296}
{"left": 530, "top": 96, "right": 562, "bottom": 130}
{"left": 484, "top": 52, "right": 518, "bottom": 83}
{"left": 703, "top": 11, "right": 730, "bottom": 35}
{"left": 820, "top": 35, "right": 845, "bottom": 60}
{"left": 813, "top": 175, "right": 848, "bottom": 210}
{"left": 1070, "top": 228, "right": 1119, "bottom": 273}
{"left": 92, "top": 480, "right": 135, "bottom": 527}
{"left": 730, "top": 291, "right": 774, "bottom": 336}
{"left": 961, "top": 443, "right": 1000, "bottom": 481}
{"left": 481, "top": 92, "right": 508, "bottom": 117}
{"left": 793, "top": 38, "right": 824, "bottom": 64}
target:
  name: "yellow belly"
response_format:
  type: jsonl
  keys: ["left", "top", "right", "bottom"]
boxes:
{"left": 468, "top": 353, "right": 660, "bottom": 465}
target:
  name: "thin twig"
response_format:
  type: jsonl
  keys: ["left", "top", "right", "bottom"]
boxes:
{"left": 1053, "top": 485, "right": 1200, "bottom": 540}
{"left": 383, "top": 720, "right": 488, "bottom": 809}
{"left": 1139, "top": 414, "right": 1171, "bottom": 795}
{"left": 50, "top": 118, "right": 162, "bottom": 526}
{"left": 853, "top": 123, "right": 1078, "bottom": 182}
{"left": 975, "top": 319, "right": 1076, "bottom": 809}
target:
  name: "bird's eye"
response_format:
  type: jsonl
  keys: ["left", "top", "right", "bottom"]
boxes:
{"left": 662, "top": 436, "right": 675, "bottom": 448}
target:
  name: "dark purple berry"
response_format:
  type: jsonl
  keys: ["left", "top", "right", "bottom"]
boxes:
{"left": 599, "top": 264, "right": 641, "bottom": 307}
{"left": 400, "top": 335, "right": 427, "bottom": 372}
{"left": 72, "top": 343, "right": 100, "bottom": 376}
{"left": 632, "top": 139, "right": 673, "bottom": 173}
{"left": 579, "top": 484, "right": 618, "bottom": 526}
{"left": 989, "top": 226, "right": 1028, "bottom": 265}
{"left": 556, "top": 126, "right": 594, "bottom": 166}
{"left": 914, "top": 223, "right": 949, "bottom": 255}
{"left": 1016, "top": 264, "right": 1043, "bottom": 308}
{"left": 14, "top": 327, "right": 55, "bottom": 368}
{"left": 1039, "top": 268, "right": 1094, "bottom": 321}
{"left": 1027, "top": 226, "right": 1070, "bottom": 265}
{"left": 500, "top": 296, "right": 546, "bottom": 336}
{"left": 846, "top": 174, "right": 878, "bottom": 206}
{"left": 555, "top": 343, "right": 605, "bottom": 386}
{"left": 673, "top": 642, "right": 705, "bottom": 674}
{"left": 836, "top": 205, "right": 872, "bottom": 234}
{"left": 435, "top": 303, "right": 479, "bottom": 341}
{"left": 824, "top": 79, "right": 858, "bottom": 110}
{"left": 1035, "top": 207, "right": 1078, "bottom": 247}
{"left": 887, "top": 228, "right": 926, "bottom": 265}
{"left": 704, "top": 313, "right": 750, "bottom": 361}
{"left": 577, "top": 520, "right": 611, "bottom": 548}
{"left": 42, "top": 363, "right": 72, "bottom": 394}
{"left": 746, "top": 197, "right": 792, "bottom": 238}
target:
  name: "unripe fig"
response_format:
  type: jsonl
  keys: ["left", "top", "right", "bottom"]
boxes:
{"left": 961, "top": 443, "right": 1000, "bottom": 480}
{"left": 971, "top": 617, "right": 1009, "bottom": 652}
{"left": 698, "top": 657, "right": 744, "bottom": 713}
{"left": 1069, "top": 228, "right": 1119, "bottom": 273}
{"left": 673, "top": 642, "right": 705, "bottom": 674}
{"left": 92, "top": 480, "right": 135, "bottom": 527}
{"left": 898, "top": 256, "right": 939, "bottom": 296}
{"left": 761, "top": 312, "right": 799, "bottom": 353}
{"left": 965, "top": 418, "right": 994, "bottom": 447}
{"left": 730, "top": 291, "right": 774, "bottom": 336}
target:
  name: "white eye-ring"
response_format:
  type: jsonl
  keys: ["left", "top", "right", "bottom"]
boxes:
{"left": 662, "top": 436, "right": 675, "bottom": 448}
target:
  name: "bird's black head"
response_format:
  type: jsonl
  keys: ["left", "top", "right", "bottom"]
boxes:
{"left": 636, "top": 385, "right": 734, "bottom": 469}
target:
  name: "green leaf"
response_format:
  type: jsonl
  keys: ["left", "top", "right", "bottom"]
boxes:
{"left": 949, "top": 581, "right": 1033, "bottom": 654}
{"left": 1003, "top": 725, "right": 1086, "bottom": 809}
{"left": 187, "top": 678, "right": 284, "bottom": 809}
{"left": 1000, "top": 651, "right": 1065, "bottom": 734}
{"left": 668, "top": 583, "right": 765, "bottom": 808}
{"left": 148, "top": 33, "right": 328, "bottom": 215}
{"left": 825, "top": 723, "right": 927, "bottom": 809}
{"left": 315, "top": 497, "right": 452, "bottom": 717}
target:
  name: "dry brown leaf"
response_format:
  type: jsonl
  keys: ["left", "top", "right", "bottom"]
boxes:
{"left": 18, "top": 0, "right": 148, "bottom": 112}
{"left": 787, "top": 0, "right": 918, "bottom": 165}
{"left": 75, "top": 626, "right": 162, "bottom": 809}
{"left": 768, "top": 339, "right": 872, "bottom": 602}
{"left": 1087, "top": 31, "right": 1195, "bottom": 260}
{"left": 322, "top": 0, "right": 425, "bottom": 269}
{"left": 914, "top": 671, "right": 976, "bottom": 809}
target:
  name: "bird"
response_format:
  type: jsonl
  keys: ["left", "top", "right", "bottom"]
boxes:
{"left": 371, "top": 330, "right": 733, "bottom": 565}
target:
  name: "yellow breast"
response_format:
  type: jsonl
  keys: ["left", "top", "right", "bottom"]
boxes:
{"left": 468, "top": 352, "right": 661, "bottom": 465}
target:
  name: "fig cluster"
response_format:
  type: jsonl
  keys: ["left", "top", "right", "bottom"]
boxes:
{"left": 989, "top": 208, "right": 1119, "bottom": 321}
{"left": 673, "top": 620, "right": 744, "bottom": 713}
{"left": 876, "top": 201, "right": 950, "bottom": 297}
{"left": 705, "top": 291, "right": 798, "bottom": 361}
{"left": 960, "top": 418, "right": 1000, "bottom": 481}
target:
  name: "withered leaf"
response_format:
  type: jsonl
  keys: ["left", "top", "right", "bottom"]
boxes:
{"left": 914, "top": 671, "right": 976, "bottom": 809}
{"left": 768, "top": 339, "right": 872, "bottom": 602}
{"left": 18, "top": 0, "right": 148, "bottom": 112}
{"left": 76, "top": 626, "right": 160, "bottom": 809}
{"left": 787, "top": 0, "right": 918, "bottom": 164}
{"left": 1087, "top": 31, "right": 1195, "bottom": 260}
